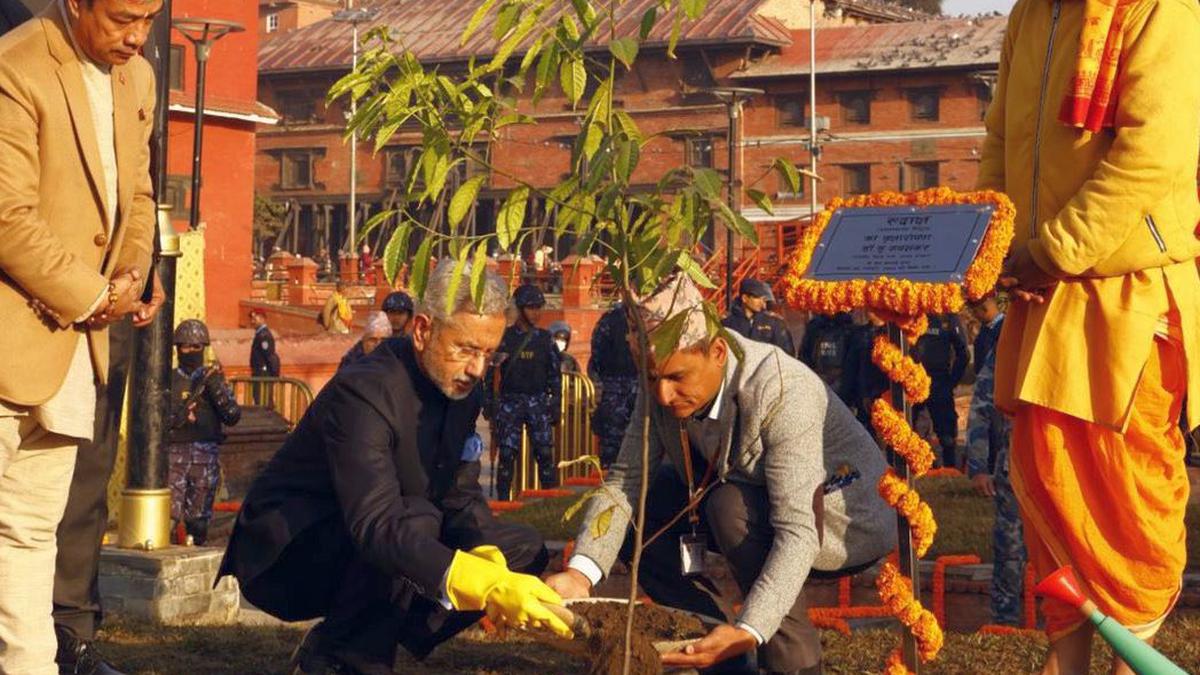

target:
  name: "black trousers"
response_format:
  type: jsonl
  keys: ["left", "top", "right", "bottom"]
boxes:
{"left": 243, "top": 513, "right": 548, "bottom": 669}
{"left": 620, "top": 467, "right": 872, "bottom": 674}
{"left": 53, "top": 319, "right": 132, "bottom": 639}
{"left": 915, "top": 376, "right": 958, "bottom": 467}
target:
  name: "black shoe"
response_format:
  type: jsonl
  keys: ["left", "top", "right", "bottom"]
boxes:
{"left": 289, "top": 624, "right": 395, "bottom": 675}
{"left": 55, "top": 626, "right": 125, "bottom": 675}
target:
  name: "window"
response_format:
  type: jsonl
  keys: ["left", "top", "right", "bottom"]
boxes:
{"left": 839, "top": 91, "right": 871, "bottom": 125}
{"left": 843, "top": 164, "right": 871, "bottom": 195}
{"left": 908, "top": 89, "right": 941, "bottom": 121}
{"left": 266, "top": 13, "right": 279, "bottom": 33}
{"left": 908, "top": 162, "right": 940, "bottom": 190}
{"left": 686, "top": 138, "right": 714, "bottom": 168}
{"left": 776, "top": 96, "right": 806, "bottom": 127}
{"left": 168, "top": 45, "right": 184, "bottom": 91}
{"left": 163, "top": 175, "right": 188, "bottom": 219}
{"left": 383, "top": 148, "right": 413, "bottom": 186}
{"left": 281, "top": 151, "right": 314, "bottom": 190}
{"left": 277, "top": 91, "right": 317, "bottom": 125}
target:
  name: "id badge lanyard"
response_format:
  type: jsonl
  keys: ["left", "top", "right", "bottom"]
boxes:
{"left": 678, "top": 423, "right": 716, "bottom": 575}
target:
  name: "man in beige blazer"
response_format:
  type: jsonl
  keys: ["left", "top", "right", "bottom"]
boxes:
{"left": 0, "top": 1, "right": 160, "bottom": 672}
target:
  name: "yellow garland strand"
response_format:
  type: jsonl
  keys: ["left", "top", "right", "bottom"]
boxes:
{"left": 877, "top": 561, "right": 945, "bottom": 663}
{"left": 884, "top": 648, "right": 911, "bottom": 675}
{"left": 871, "top": 400, "right": 935, "bottom": 477}
{"left": 871, "top": 336, "right": 931, "bottom": 403}
{"left": 878, "top": 470, "right": 937, "bottom": 558}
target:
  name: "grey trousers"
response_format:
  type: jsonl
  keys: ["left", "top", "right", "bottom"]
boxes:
{"left": 618, "top": 467, "right": 828, "bottom": 674}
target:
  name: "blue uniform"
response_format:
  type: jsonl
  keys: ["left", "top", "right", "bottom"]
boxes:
{"left": 588, "top": 305, "right": 639, "bottom": 468}
{"left": 966, "top": 345, "right": 1026, "bottom": 626}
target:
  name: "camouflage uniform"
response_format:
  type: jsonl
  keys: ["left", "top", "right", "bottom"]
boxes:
{"left": 588, "top": 305, "right": 639, "bottom": 468}
{"left": 167, "top": 362, "right": 241, "bottom": 545}
{"left": 167, "top": 441, "right": 221, "bottom": 542}
{"left": 966, "top": 347, "right": 1026, "bottom": 626}
{"left": 485, "top": 322, "right": 561, "bottom": 500}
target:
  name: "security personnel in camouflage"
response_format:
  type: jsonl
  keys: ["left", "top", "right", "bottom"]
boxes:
{"left": 168, "top": 320, "right": 242, "bottom": 545}
{"left": 912, "top": 313, "right": 969, "bottom": 468}
{"left": 485, "top": 285, "right": 561, "bottom": 500}
{"left": 723, "top": 278, "right": 795, "bottom": 355}
{"left": 966, "top": 342, "right": 1025, "bottom": 626}
{"left": 587, "top": 303, "right": 639, "bottom": 468}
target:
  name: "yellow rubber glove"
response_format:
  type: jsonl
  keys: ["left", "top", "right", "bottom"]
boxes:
{"left": 445, "top": 546, "right": 573, "bottom": 638}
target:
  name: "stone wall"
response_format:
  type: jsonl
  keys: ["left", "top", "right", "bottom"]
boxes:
{"left": 99, "top": 547, "right": 239, "bottom": 626}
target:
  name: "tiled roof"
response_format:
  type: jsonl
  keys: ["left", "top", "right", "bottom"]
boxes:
{"left": 168, "top": 90, "right": 280, "bottom": 122}
{"left": 259, "top": 0, "right": 792, "bottom": 74}
{"left": 733, "top": 14, "right": 1006, "bottom": 78}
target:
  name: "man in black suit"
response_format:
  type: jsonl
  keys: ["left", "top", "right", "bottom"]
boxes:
{"left": 248, "top": 308, "right": 280, "bottom": 406}
{"left": 219, "top": 261, "right": 570, "bottom": 675}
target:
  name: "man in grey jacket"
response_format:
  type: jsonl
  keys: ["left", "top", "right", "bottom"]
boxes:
{"left": 545, "top": 276, "right": 895, "bottom": 673}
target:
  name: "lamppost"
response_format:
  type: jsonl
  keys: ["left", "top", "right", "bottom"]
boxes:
{"left": 707, "top": 86, "right": 764, "bottom": 310}
{"left": 172, "top": 17, "right": 245, "bottom": 231}
{"left": 332, "top": 3, "right": 379, "bottom": 279}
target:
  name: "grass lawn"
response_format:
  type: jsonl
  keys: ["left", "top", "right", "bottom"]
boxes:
{"left": 95, "top": 611, "right": 1200, "bottom": 674}
{"left": 503, "top": 475, "right": 1200, "bottom": 569}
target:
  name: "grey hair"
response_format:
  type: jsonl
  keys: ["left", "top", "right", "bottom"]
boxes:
{"left": 419, "top": 258, "right": 510, "bottom": 322}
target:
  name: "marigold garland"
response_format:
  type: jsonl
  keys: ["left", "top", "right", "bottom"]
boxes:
{"left": 838, "top": 576, "right": 852, "bottom": 608}
{"left": 884, "top": 648, "right": 912, "bottom": 675}
{"left": 872, "top": 336, "right": 931, "bottom": 403}
{"left": 877, "top": 561, "right": 944, "bottom": 662}
{"left": 782, "top": 188, "right": 1016, "bottom": 317}
{"left": 871, "top": 399, "right": 935, "bottom": 477}
{"left": 878, "top": 471, "right": 937, "bottom": 558}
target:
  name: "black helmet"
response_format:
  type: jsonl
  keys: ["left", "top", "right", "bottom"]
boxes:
{"left": 173, "top": 319, "right": 210, "bottom": 346}
{"left": 513, "top": 284, "right": 545, "bottom": 309}
{"left": 381, "top": 291, "right": 414, "bottom": 314}
{"left": 548, "top": 320, "right": 571, "bottom": 338}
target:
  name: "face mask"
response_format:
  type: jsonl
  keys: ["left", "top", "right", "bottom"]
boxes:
{"left": 554, "top": 339, "right": 568, "bottom": 353}
{"left": 178, "top": 351, "right": 204, "bottom": 372}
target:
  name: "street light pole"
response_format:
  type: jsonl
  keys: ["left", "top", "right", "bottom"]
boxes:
{"left": 707, "top": 86, "right": 764, "bottom": 310}
{"left": 172, "top": 17, "right": 245, "bottom": 231}
{"left": 332, "top": 3, "right": 379, "bottom": 279}
{"left": 809, "top": 0, "right": 820, "bottom": 223}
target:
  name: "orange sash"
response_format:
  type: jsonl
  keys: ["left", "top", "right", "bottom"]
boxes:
{"left": 1059, "top": 0, "right": 1137, "bottom": 132}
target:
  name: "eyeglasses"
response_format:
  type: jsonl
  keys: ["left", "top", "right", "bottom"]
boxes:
{"left": 443, "top": 342, "right": 492, "bottom": 364}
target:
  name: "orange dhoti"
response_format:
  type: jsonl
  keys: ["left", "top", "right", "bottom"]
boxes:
{"left": 1009, "top": 334, "right": 1189, "bottom": 640}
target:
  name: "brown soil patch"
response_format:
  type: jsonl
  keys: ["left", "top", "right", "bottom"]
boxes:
{"left": 572, "top": 601, "right": 707, "bottom": 675}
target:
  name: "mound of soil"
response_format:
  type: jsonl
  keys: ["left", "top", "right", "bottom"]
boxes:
{"left": 572, "top": 601, "right": 707, "bottom": 675}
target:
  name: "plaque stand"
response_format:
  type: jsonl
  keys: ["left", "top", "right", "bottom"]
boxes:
{"left": 887, "top": 322, "right": 922, "bottom": 673}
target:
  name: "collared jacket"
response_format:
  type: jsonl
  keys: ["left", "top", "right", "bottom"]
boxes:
{"left": 723, "top": 302, "right": 796, "bottom": 356}
{"left": 218, "top": 339, "right": 491, "bottom": 620}
{"left": 0, "top": 9, "right": 156, "bottom": 404}
{"left": 572, "top": 334, "right": 894, "bottom": 642}
{"left": 980, "top": 0, "right": 1200, "bottom": 427}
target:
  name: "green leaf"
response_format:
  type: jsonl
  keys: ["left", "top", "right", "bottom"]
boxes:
{"left": 582, "top": 122, "right": 603, "bottom": 161}
{"left": 715, "top": 200, "right": 759, "bottom": 245}
{"left": 449, "top": 175, "right": 486, "bottom": 229}
{"left": 470, "top": 241, "right": 489, "bottom": 310}
{"left": 615, "top": 138, "right": 639, "bottom": 184}
{"left": 586, "top": 77, "right": 612, "bottom": 127}
{"left": 569, "top": 0, "right": 597, "bottom": 28}
{"left": 496, "top": 186, "right": 529, "bottom": 250}
{"left": 560, "top": 56, "right": 586, "bottom": 107}
{"left": 614, "top": 110, "right": 642, "bottom": 143}
{"left": 489, "top": 9, "right": 538, "bottom": 72}
{"left": 518, "top": 35, "right": 544, "bottom": 75}
{"left": 648, "top": 306, "right": 690, "bottom": 360}
{"left": 678, "top": 251, "right": 716, "bottom": 289}
{"left": 410, "top": 236, "right": 435, "bottom": 299}
{"left": 773, "top": 158, "right": 801, "bottom": 194}
{"left": 462, "top": 0, "right": 500, "bottom": 46}
{"left": 639, "top": 7, "right": 657, "bottom": 40}
{"left": 426, "top": 155, "right": 458, "bottom": 202}
{"left": 494, "top": 2, "right": 521, "bottom": 39}
{"left": 561, "top": 15, "right": 580, "bottom": 42}
{"left": 561, "top": 486, "right": 601, "bottom": 523}
{"left": 359, "top": 208, "right": 395, "bottom": 243}
{"left": 681, "top": 0, "right": 709, "bottom": 19}
{"left": 692, "top": 167, "right": 723, "bottom": 199}
{"left": 667, "top": 11, "right": 683, "bottom": 59}
{"left": 609, "top": 37, "right": 639, "bottom": 70}
{"left": 444, "top": 245, "right": 470, "bottom": 316}
{"left": 534, "top": 42, "right": 560, "bottom": 103}
{"left": 590, "top": 504, "right": 616, "bottom": 539}
{"left": 746, "top": 188, "right": 774, "bottom": 215}
{"left": 382, "top": 221, "right": 410, "bottom": 284}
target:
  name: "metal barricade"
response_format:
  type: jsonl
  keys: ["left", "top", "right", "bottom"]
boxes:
{"left": 229, "top": 376, "right": 315, "bottom": 429}
{"left": 511, "top": 371, "right": 596, "bottom": 496}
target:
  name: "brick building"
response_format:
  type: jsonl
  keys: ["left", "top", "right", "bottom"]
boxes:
{"left": 169, "top": 0, "right": 277, "bottom": 328}
{"left": 734, "top": 15, "right": 1006, "bottom": 224}
{"left": 258, "top": 0, "right": 340, "bottom": 39}
{"left": 253, "top": 0, "right": 930, "bottom": 271}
